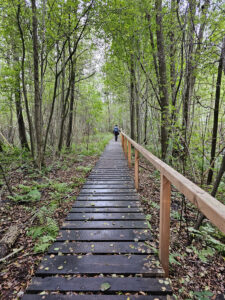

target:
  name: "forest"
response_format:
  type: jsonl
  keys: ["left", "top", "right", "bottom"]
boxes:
{"left": 0, "top": 0, "right": 225, "bottom": 299}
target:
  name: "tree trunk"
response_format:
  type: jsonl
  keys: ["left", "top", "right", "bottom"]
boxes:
{"left": 155, "top": 0, "right": 169, "bottom": 160}
{"left": 182, "top": 0, "right": 209, "bottom": 170}
{"left": 143, "top": 80, "right": 149, "bottom": 145}
{"left": 169, "top": 0, "right": 177, "bottom": 106}
{"left": 146, "top": 13, "right": 159, "bottom": 85}
{"left": 43, "top": 68, "right": 59, "bottom": 154}
{"left": 13, "top": 53, "right": 29, "bottom": 150}
{"left": 14, "top": 78, "right": 29, "bottom": 150}
{"left": 130, "top": 54, "right": 135, "bottom": 140}
{"left": 107, "top": 96, "right": 111, "bottom": 132}
{"left": 207, "top": 35, "right": 225, "bottom": 185}
{"left": 17, "top": 4, "right": 35, "bottom": 158}
{"left": 66, "top": 64, "right": 76, "bottom": 148}
{"left": 58, "top": 49, "right": 66, "bottom": 153}
{"left": 144, "top": 99, "right": 148, "bottom": 145}
{"left": 135, "top": 68, "right": 140, "bottom": 143}
{"left": 31, "top": 0, "right": 43, "bottom": 168}
{"left": 40, "top": 0, "right": 46, "bottom": 102}
{"left": 181, "top": 0, "right": 196, "bottom": 172}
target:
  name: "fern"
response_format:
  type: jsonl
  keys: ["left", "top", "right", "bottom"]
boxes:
{"left": 193, "top": 290, "right": 213, "bottom": 300}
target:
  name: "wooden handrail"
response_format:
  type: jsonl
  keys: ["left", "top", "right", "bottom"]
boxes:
{"left": 120, "top": 131, "right": 225, "bottom": 277}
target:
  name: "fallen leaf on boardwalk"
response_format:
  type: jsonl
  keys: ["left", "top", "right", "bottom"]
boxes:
{"left": 39, "top": 291, "right": 47, "bottom": 295}
{"left": 100, "top": 282, "right": 111, "bottom": 291}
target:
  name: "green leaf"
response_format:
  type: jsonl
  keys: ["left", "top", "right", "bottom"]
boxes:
{"left": 27, "top": 189, "right": 41, "bottom": 201}
{"left": 100, "top": 282, "right": 111, "bottom": 292}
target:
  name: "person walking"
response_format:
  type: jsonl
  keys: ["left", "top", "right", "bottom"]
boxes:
{"left": 113, "top": 125, "right": 120, "bottom": 141}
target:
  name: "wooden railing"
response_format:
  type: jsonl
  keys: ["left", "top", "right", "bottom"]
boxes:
{"left": 120, "top": 132, "right": 225, "bottom": 277}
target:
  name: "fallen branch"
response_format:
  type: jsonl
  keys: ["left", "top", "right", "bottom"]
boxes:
{"left": 139, "top": 164, "right": 152, "bottom": 172}
{"left": 0, "top": 246, "right": 24, "bottom": 263}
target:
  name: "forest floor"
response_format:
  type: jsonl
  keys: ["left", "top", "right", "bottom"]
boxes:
{"left": 0, "top": 138, "right": 224, "bottom": 299}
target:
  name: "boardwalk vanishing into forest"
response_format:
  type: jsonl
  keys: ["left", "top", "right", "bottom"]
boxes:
{"left": 23, "top": 140, "right": 173, "bottom": 299}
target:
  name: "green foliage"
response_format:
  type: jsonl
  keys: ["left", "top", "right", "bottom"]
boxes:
{"left": 186, "top": 245, "right": 215, "bottom": 263}
{"left": 0, "top": 146, "right": 32, "bottom": 170}
{"left": 18, "top": 184, "right": 32, "bottom": 193}
{"left": 171, "top": 210, "right": 181, "bottom": 220}
{"left": 145, "top": 243, "right": 158, "bottom": 255}
{"left": 192, "top": 290, "right": 214, "bottom": 300}
{"left": 51, "top": 182, "right": 72, "bottom": 194}
{"left": 169, "top": 252, "right": 181, "bottom": 265}
{"left": 189, "top": 223, "right": 225, "bottom": 254}
{"left": 26, "top": 189, "right": 41, "bottom": 201}
{"left": 34, "top": 235, "right": 56, "bottom": 253}
{"left": 74, "top": 133, "right": 112, "bottom": 156}
{"left": 28, "top": 206, "right": 59, "bottom": 253}
{"left": 71, "top": 177, "right": 86, "bottom": 187}
{"left": 76, "top": 166, "right": 92, "bottom": 173}
{"left": 8, "top": 189, "right": 41, "bottom": 203}
{"left": 198, "top": 247, "right": 215, "bottom": 263}
{"left": 149, "top": 200, "right": 160, "bottom": 210}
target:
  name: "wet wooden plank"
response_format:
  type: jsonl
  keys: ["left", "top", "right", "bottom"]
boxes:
{"left": 76, "top": 195, "right": 139, "bottom": 201}
{"left": 62, "top": 220, "right": 148, "bottom": 229}
{"left": 88, "top": 176, "right": 132, "bottom": 179}
{"left": 71, "top": 207, "right": 141, "bottom": 213}
{"left": 66, "top": 212, "right": 145, "bottom": 221}
{"left": 89, "top": 176, "right": 132, "bottom": 179}
{"left": 27, "top": 277, "right": 172, "bottom": 293}
{"left": 73, "top": 201, "right": 139, "bottom": 207}
{"left": 56, "top": 229, "right": 151, "bottom": 241}
{"left": 91, "top": 169, "right": 129, "bottom": 171}
{"left": 48, "top": 241, "right": 152, "bottom": 254}
{"left": 82, "top": 185, "right": 133, "bottom": 189}
{"left": 88, "top": 169, "right": 129, "bottom": 171}
{"left": 85, "top": 181, "right": 133, "bottom": 185}
{"left": 80, "top": 189, "right": 136, "bottom": 194}
{"left": 87, "top": 178, "right": 132, "bottom": 182}
{"left": 92, "top": 173, "right": 131, "bottom": 175}
{"left": 23, "top": 295, "right": 171, "bottom": 300}
{"left": 36, "top": 255, "right": 164, "bottom": 276}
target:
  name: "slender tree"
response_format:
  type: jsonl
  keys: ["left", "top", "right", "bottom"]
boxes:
{"left": 207, "top": 35, "right": 225, "bottom": 184}
{"left": 155, "top": 0, "right": 170, "bottom": 160}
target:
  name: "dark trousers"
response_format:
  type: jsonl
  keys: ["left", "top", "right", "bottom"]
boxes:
{"left": 115, "top": 134, "right": 118, "bottom": 141}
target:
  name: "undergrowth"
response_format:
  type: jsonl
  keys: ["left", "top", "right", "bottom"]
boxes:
{"left": 0, "top": 133, "right": 112, "bottom": 255}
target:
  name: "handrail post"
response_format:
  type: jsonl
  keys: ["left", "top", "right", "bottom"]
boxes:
{"left": 128, "top": 141, "right": 132, "bottom": 168}
{"left": 135, "top": 149, "right": 139, "bottom": 190}
{"left": 121, "top": 134, "right": 124, "bottom": 150}
{"left": 124, "top": 137, "right": 128, "bottom": 158}
{"left": 159, "top": 174, "right": 171, "bottom": 277}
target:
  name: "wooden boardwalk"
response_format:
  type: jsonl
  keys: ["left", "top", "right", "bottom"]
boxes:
{"left": 23, "top": 140, "right": 173, "bottom": 299}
